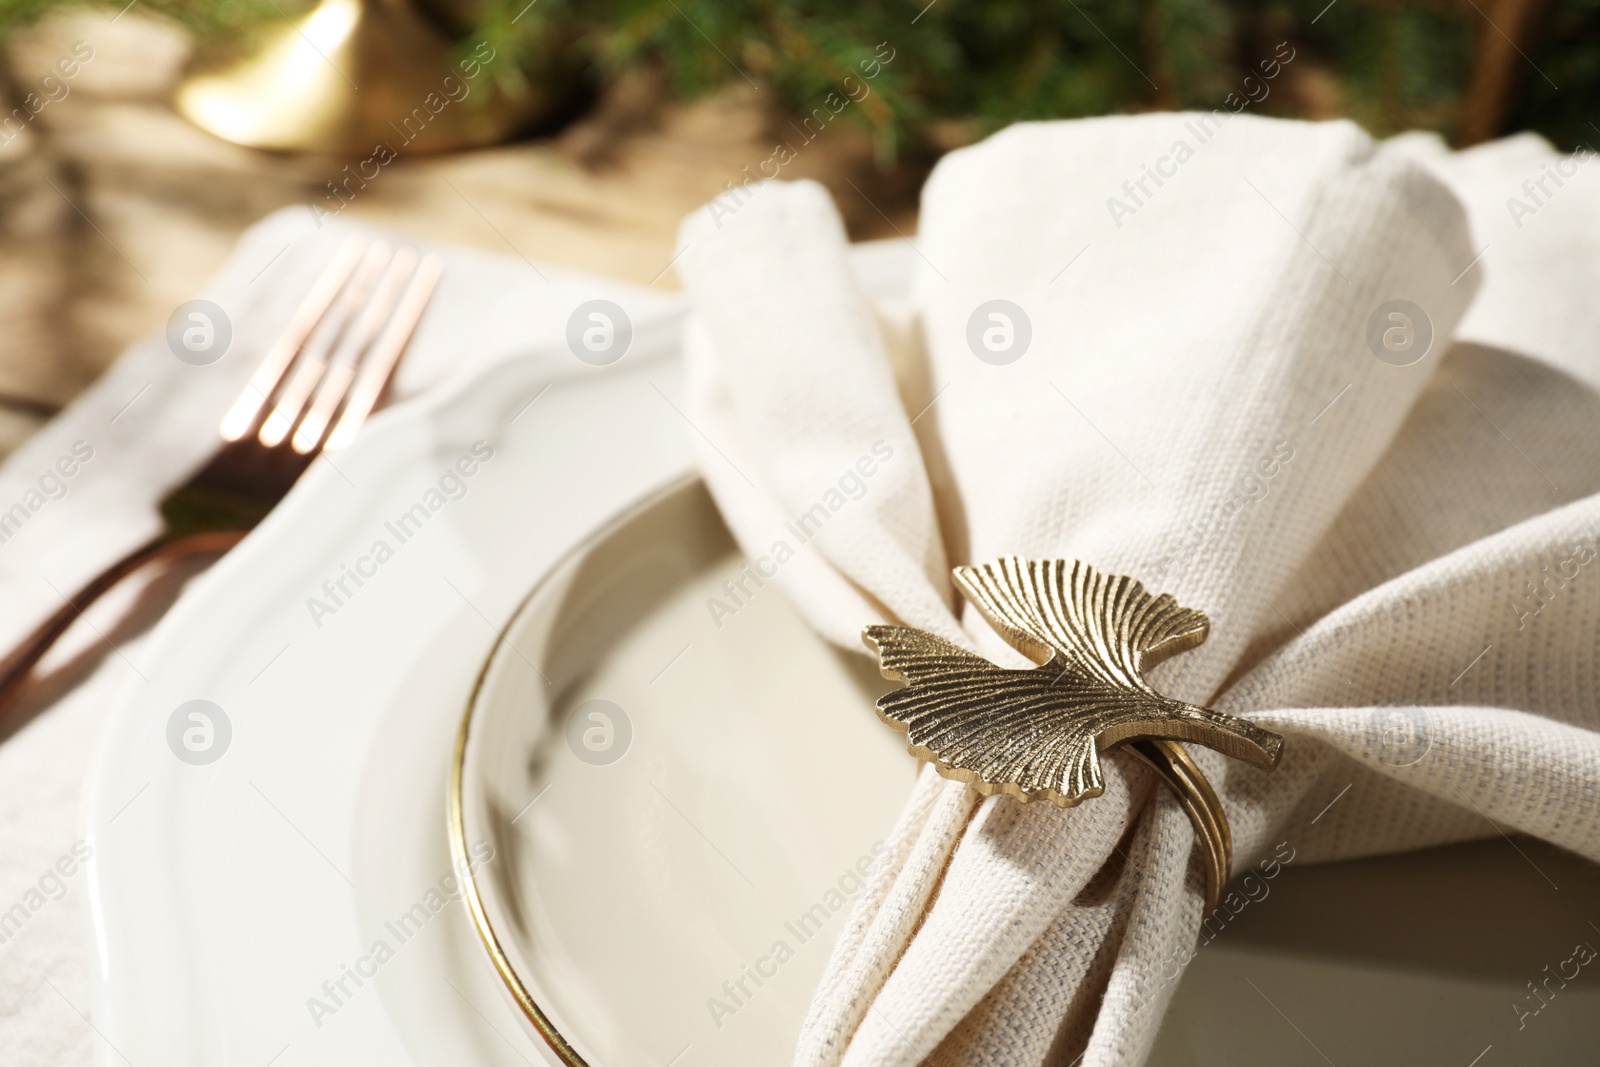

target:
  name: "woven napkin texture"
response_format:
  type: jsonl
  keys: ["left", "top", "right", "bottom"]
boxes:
{"left": 676, "top": 114, "right": 1600, "bottom": 1066}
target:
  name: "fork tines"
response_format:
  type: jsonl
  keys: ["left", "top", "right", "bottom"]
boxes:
{"left": 218, "top": 234, "right": 443, "bottom": 455}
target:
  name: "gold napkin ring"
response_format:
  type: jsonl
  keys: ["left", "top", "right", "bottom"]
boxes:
{"left": 1125, "top": 739, "right": 1234, "bottom": 909}
{"left": 862, "top": 557, "right": 1283, "bottom": 911}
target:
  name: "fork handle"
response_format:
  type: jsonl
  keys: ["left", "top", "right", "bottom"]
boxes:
{"left": 0, "top": 530, "right": 247, "bottom": 712}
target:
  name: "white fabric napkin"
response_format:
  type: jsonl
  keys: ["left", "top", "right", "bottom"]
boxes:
{"left": 0, "top": 209, "right": 680, "bottom": 1063}
{"left": 676, "top": 114, "right": 1600, "bottom": 1066}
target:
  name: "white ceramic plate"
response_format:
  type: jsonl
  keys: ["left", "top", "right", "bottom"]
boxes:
{"left": 83, "top": 339, "right": 702, "bottom": 1066}
{"left": 452, "top": 478, "right": 911, "bottom": 1066}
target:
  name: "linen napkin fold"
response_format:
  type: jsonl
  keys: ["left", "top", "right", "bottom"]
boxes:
{"left": 676, "top": 113, "right": 1600, "bottom": 1066}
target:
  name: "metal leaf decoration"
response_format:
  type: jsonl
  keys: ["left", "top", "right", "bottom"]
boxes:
{"left": 863, "top": 557, "right": 1284, "bottom": 807}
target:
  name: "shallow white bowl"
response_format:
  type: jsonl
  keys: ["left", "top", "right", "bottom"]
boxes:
{"left": 452, "top": 478, "right": 913, "bottom": 1065}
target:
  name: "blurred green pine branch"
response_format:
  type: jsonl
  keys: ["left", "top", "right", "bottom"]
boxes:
{"left": 3, "top": 0, "right": 1594, "bottom": 153}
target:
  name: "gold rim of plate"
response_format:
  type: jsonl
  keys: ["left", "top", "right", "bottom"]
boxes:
{"left": 447, "top": 478, "right": 708, "bottom": 1066}
{"left": 449, "top": 632, "right": 592, "bottom": 1066}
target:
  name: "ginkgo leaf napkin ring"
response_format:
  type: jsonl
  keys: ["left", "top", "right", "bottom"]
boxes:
{"left": 863, "top": 557, "right": 1284, "bottom": 910}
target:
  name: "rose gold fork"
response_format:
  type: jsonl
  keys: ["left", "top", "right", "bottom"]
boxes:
{"left": 0, "top": 234, "right": 443, "bottom": 711}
